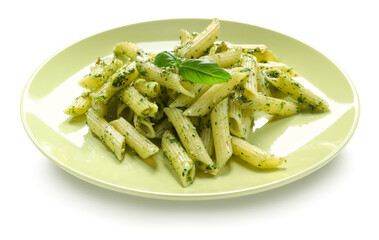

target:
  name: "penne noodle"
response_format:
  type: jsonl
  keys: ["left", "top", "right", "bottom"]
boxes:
{"left": 119, "top": 86, "right": 158, "bottom": 118}
{"left": 236, "top": 93, "right": 300, "bottom": 117}
{"left": 228, "top": 44, "right": 280, "bottom": 63}
{"left": 183, "top": 68, "right": 249, "bottom": 117}
{"left": 169, "top": 83, "right": 211, "bottom": 108}
{"left": 86, "top": 108, "right": 126, "bottom": 161}
{"left": 110, "top": 117, "right": 159, "bottom": 159}
{"left": 231, "top": 136, "right": 285, "bottom": 168}
{"left": 162, "top": 130, "right": 195, "bottom": 187}
{"left": 177, "top": 18, "right": 220, "bottom": 59}
{"left": 262, "top": 68, "right": 329, "bottom": 111}
{"left": 64, "top": 90, "right": 92, "bottom": 116}
{"left": 228, "top": 98, "right": 254, "bottom": 139}
{"left": 200, "top": 48, "right": 242, "bottom": 68}
{"left": 78, "top": 58, "right": 123, "bottom": 89}
{"left": 154, "top": 118, "right": 174, "bottom": 138}
{"left": 113, "top": 42, "right": 142, "bottom": 62}
{"left": 179, "top": 29, "right": 193, "bottom": 46}
{"left": 259, "top": 61, "right": 300, "bottom": 77}
{"left": 240, "top": 54, "right": 259, "bottom": 99}
{"left": 136, "top": 61, "right": 194, "bottom": 97}
{"left": 91, "top": 97, "right": 108, "bottom": 118}
{"left": 116, "top": 102, "right": 134, "bottom": 122}
{"left": 91, "top": 61, "right": 139, "bottom": 103}
{"left": 133, "top": 78, "right": 161, "bottom": 98}
{"left": 133, "top": 114, "right": 156, "bottom": 138}
{"left": 164, "top": 107, "right": 214, "bottom": 168}
{"left": 211, "top": 98, "right": 232, "bottom": 172}
{"left": 199, "top": 114, "right": 214, "bottom": 157}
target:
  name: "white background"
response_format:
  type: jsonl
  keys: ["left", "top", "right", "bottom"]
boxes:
{"left": 1, "top": 0, "right": 378, "bottom": 239}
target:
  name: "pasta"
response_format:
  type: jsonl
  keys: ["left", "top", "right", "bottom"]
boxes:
{"left": 119, "top": 86, "right": 158, "bottom": 118}
{"left": 240, "top": 54, "right": 259, "bottom": 99}
{"left": 64, "top": 18, "right": 329, "bottom": 187}
{"left": 163, "top": 107, "right": 214, "bottom": 168}
{"left": 91, "top": 61, "right": 139, "bottom": 103}
{"left": 169, "top": 83, "right": 211, "bottom": 108}
{"left": 199, "top": 114, "right": 214, "bottom": 157}
{"left": 110, "top": 117, "right": 159, "bottom": 159}
{"left": 86, "top": 108, "right": 126, "bottom": 161}
{"left": 200, "top": 48, "right": 242, "bottom": 68}
{"left": 133, "top": 114, "right": 156, "bottom": 138}
{"left": 133, "top": 78, "right": 161, "bottom": 98}
{"left": 228, "top": 99, "right": 254, "bottom": 139}
{"left": 154, "top": 117, "right": 174, "bottom": 138}
{"left": 231, "top": 136, "right": 285, "bottom": 168}
{"left": 64, "top": 90, "right": 92, "bottom": 116}
{"left": 183, "top": 68, "right": 249, "bottom": 117}
{"left": 162, "top": 130, "right": 195, "bottom": 187}
{"left": 262, "top": 68, "right": 329, "bottom": 111}
{"left": 236, "top": 93, "right": 300, "bottom": 117}
{"left": 211, "top": 98, "right": 232, "bottom": 172}
{"left": 177, "top": 18, "right": 220, "bottom": 59}
{"left": 135, "top": 61, "right": 194, "bottom": 97}
{"left": 78, "top": 58, "right": 123, "bottom": 89}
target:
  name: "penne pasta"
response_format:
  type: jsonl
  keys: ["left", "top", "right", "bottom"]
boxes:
{"left": 136, "top": 61, "right": 194, "bottom": 97}
{"left": 86, "top": 108, "right": 126, "bottom": 161}
{"left": 259, "top": 61, "right": 300, "bottom": 77}
{"left": 113, "top": 42, "right": 142, "bottom": 62}
{"left": 133, "top": 78, "right": 161, "bottom": 98}
{"left": 164, "top": 107, "right": 214, "bottom": 168}
{"left": 91, "top": 61, "right": 139, "bottom": 103}
{"left": 119, "top": 86, "right": 158, "bottom": 118}
{"left": 256, "top": 70, "right": 272, "bottom": 97}
{"left": 162, "top": 130, "right": 195, "bottom": 187}
{"left": 110, "top": 117, "right": 159, "bottom": 159}
{"left": 228, "top": 98, "right": 254, "bottom": 139}
{"left": 177, "top": 18, "right": 220, "bottom": 59}
{"left": 133, "top": 114, "right": 156, "bottom": 138}
{"left": 231, "top": 136, "right": 285, "bottom": 168}
{"left": 262, "top": 68, "right": 329, "bottom": 111}
{"left": 236, "top": 93, "right": 300, "bottom": 117}
{"left": 153, "top": 97, "right": 166, "bottom": 121}
{"left": 78, "top": 58, "right": 123, "bottom": 89}
{"left": 91, "top": 97, "right": 108, "bottom": 118}
{"left": 116, "top": 102, "right": 134, "bottom": 123}
{"left": 211, "top": 98, "right": 232, "bottom": 172}
{"left": 200, "top": 48, "right": 242, "bottom": 68}
{"left": 228, "top": 44, "right": 281, "bottom": 63}
{"left": 183, "top": 68, "right": 249, "bottom": 117}
{"left": 179, "top": 29, "right": 193, "bottom": 46}
{"left": 64, "top": 90, "right": 92, "bottom": 116}
{"left": 169, "top": 83, "right": 211, "bottom": 108}
{"left": 240, "top": 54, "right": 259, "bottom": 99}
{"left": 154, "top": 117, "right": 174, "bottom": 138}
{"left": 199, "top": 114, "right": 214, "bottom": 157}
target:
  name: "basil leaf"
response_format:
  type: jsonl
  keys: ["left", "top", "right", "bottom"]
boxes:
{"left": 178, "top": 59, "right": 230, "bottom": 84}
{"left": 154, "top": 51, "right": 184, "bottom": 67}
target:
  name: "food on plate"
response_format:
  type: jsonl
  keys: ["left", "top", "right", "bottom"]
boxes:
{"left": 64, "top": 18, "right": 329, "bottom": 187}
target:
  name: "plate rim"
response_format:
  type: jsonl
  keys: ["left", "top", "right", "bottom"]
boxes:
{"left": 20, "top": 18, "right": 360, "bottom": 200}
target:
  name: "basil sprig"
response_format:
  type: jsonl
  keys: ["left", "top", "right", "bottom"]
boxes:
{"left": 154, "top": 51, "right": 230, "bottom": 84}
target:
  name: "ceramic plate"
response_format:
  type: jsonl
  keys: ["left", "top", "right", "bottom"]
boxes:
{"left": 20, "top": 19, "right": 359, "bottom": 200}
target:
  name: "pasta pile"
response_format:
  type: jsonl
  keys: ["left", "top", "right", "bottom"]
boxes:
{"left": 64, "top": 18, "right": 329, "bottom": 187}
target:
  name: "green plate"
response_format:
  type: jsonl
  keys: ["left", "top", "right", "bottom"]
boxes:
{"left": 20, "top": 19, "right": 359, "bottom": 200}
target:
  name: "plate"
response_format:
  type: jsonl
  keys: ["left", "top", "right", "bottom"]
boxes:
{"left": 20, "top": 19, "right": 359, "bottom": 200}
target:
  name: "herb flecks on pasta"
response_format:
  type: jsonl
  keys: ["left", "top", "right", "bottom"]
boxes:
{"left": 64, "top": 18, "right": 329, "bottom": 187}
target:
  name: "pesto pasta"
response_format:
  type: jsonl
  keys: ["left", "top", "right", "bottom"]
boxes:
{"left": 64, "top": 18, "right": 329, "bottom": 187}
